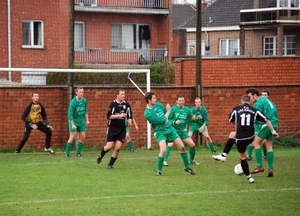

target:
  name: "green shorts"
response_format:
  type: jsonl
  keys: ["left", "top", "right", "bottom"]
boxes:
{"left": 68, "top": 122, "right": 87, "bottom": 133}
{"left": 189, "top": 124, "right": 207, "bottom": 134}
{"left": 155, "top": 128, "right": 180, "bottom": 143}
{"left": 176, "top": 130, "right": 190, "bottom": 140}
{"left": 126, "top": 125, "right": 129, "bottom": 133}
{"left": 256, "top": 123, "right": 278, "bottom": 142}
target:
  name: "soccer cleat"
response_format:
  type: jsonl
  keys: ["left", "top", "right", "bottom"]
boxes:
{"left": 184, "top": 168, "right": 196, "bottom": 175}
{"left": 44, "top": 148, "right": 55, "bottom": 154}
{"left": 212, "top": 154, "right": 226, "bottom": 162}
{"left": 76, "top": 153, "right": 82, "bottom": 157}
{"left": 263, "top": 156, "right": 267, "bottom": 161}
{"left": 96, "top": 154, "right": 102, "bottom": 164}
{"left": 65, "top": 154, "right": 70, "bottom": 157}
{"left": 163, "top": 161, "right": 168, "bottom": 166}
{"left": 247, "top": 156, "right": 252, "bottom": 161}
{"left": 267, "top": 169, "right": 273, "bottom": 177}
{"left": 129, "top": 149, "right": 134, "bottom": 153}
{"left": 212, "top": 150, "right": 217, "bottom": 154}
{"left": 15, "top": 151, "right": 19, "bottom": 155}
{"left": 247, "top": 177, "right": 255, "bottom": 183}
{"left": 251, "top": 167, "right": 265, "bottom": 174}
{"left": 156, "top": 171, "right": 162, "bottom": 176}
{"left": 107, "top": 164, "right": 113, "bottom": 169}
{"left": 190, "top": 160, "right": 200, "bottom": 165}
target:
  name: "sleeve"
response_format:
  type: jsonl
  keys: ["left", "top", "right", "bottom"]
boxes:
{"left": 228, "top": 109, "right": 236, "bottom": 123}
{"left": 68, "top": 100, "right": 75, "bottom": 120}
{"left": 255, "top": 110, "right": 268, "bottom": 123}
{"left": 106, "top": 101, "right": 114, "bottom": 120}
{"left": 21, "top": 103, "right": 32, "bottom": 124}
{"left": 85, "top": 98, "right": 88, "bottom": 115}
{"left": 202, "top": 107, "right": 209, "bottom": 125}
{"left": 39, "top": 103, "right": 50, "bottom": 125}
{"left": 168, "top": 106, "right": 176, "bottom": 125}
{"left": 126, "top": 103, "right": 133, "bottom": 120}
{"left": 144, "top": 109, "right": 166, "bottom": 125}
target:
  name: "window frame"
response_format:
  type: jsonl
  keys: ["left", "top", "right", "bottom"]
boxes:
{"left": 22, "top": 20, "right": 44, "bottom": 48}
{"left": 263, "top": 35, "right": 296, "bottom": 56}
{"left": 74, "top": 21, "right": 86, "bottom": 52}
{"left": 219, "top": 39, "right": 239, "bottom": 56}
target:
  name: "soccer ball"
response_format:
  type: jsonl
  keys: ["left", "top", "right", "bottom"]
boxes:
{"left": 234, "top": 164, "right": 244, "bottom": 175}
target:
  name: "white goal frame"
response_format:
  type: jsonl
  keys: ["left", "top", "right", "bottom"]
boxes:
{"left": 0, "top": 67, "right": 152, "bottom": 149}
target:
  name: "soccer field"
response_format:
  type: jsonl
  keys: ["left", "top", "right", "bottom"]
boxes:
{"left": 1, "top": 148, "right": 300, "bottom": 216}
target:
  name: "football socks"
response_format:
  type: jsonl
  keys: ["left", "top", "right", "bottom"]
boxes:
{"left": 76, "top": 142, "right": 84, "bottom": 154}
{"left": 189, "top": 147, "right": 196, "bottom": 162}
{"left": 240, "top": 159, "right": 250, "bottom": 176}
{"left": 65, "top": 142, "right": 72, "bottom": 155}
{"left": 180, "top": 152, "right": 190, "bottom": 169}
{"left": 157, "top": 156, "right": 164, "bottom": 172}
{"left": 164, "top": 145, "right": 172, "bottom": 162}
{"left": 247, "top": 145, "right": 254, "bottom": 157}
{"left": 267, "top": 151, "right": 274, "bottom": 170}
{"left": 209, "top": 142, "right": 216, "bottom": 153}
{"left": 254, "top": 147, "right": 263, "bottom": 167}
{"left": 127, "top": 141, "right": 134, "bottom": 151}
{"left": 224, "top": 138, "right": 235, "bottom": 154}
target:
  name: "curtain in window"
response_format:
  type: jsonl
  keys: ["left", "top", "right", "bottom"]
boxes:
{"left": 22, "top": 22, "right": 31, "bottom": 45}
{"left": 122, "top": 24, "right": 134, "bottom": 49}
{"left": 74, "top": 23, "right": 84, "bottom": 50}
{"left": 229, "top": 40, "right": 238, "bottom": 56}
{"left": 111, "top": 24, "right": 122, "bottom": 49}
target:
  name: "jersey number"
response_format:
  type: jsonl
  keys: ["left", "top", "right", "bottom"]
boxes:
{"left": 240, "top": 113, "right": 251, "bottom": 126}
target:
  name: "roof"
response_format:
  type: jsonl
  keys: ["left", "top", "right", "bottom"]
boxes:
{"left": 172, "top": 4, "right": 197, "bottom": 29}
{"left": 177, "top": 0, "right": 254, "bottom": 29}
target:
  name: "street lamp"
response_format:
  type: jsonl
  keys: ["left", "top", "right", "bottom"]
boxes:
{"left": 205, "top": 17, "right": 213, "bottom": 55}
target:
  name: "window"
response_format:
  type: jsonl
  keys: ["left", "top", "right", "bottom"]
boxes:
{"left": 22, "top": 20, "right": 43, "bottom": 48}
{"left": 263, "top": 35, "right": 296, "bottom": 56}
{"left": 186, "top": 40, "right": 205, "bottom": 56}
{"left": 111, "top": 23, "right": 150, "bottom": 50}
{"left": 264, "top": 36, "right": 276, "bottom": 56}
{"left": 279, "top": 0, "right": 300, "bottom": 7}
{"left": 219, "top": 39, "right": 239, "bottom": 56}
{"left": 74, "top": 22, "right": 85, "bottom": 51}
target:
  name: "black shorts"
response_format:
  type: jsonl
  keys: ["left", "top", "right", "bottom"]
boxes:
{"left": 236, "top": 136, "right": 255, "bottom": 153}
{"left": 106, "top": 126, "right": 126, "bottom": 143}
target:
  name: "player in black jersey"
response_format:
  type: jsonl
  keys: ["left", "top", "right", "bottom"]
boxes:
{"left": 228, "top": 95, "right": 278, "bottom": 183}
{"left": 96, "top": 89, "right": 133, "bottom": 169}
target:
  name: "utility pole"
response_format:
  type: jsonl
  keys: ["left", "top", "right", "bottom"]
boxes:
{"left": 68, "top": 0, "right": 75, "bottom": 102}
{"left": 195, "top": 0, "right": 202, "bottom": 99}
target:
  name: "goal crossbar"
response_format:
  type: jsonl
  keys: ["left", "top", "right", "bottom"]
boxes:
{"left": 0, "top": 67, "right": 152, "bottom": 149}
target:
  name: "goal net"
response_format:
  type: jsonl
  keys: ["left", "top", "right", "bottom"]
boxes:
{"left": 0, "top": 67, "right": 152, "bottom": 149}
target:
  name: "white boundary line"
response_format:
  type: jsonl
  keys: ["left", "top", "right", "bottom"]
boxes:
{"left": 1, "top": 188, "right": 300, "bottom": 206}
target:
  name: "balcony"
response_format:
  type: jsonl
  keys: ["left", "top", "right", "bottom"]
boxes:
{"left": 74, "top": 48, "right": 168, "bottom": 65}
{"left": 74, "top": 0, "right": 170, "bottom": 15}
{"left": 240, "top": 7, "right": 300, "bottom": 26}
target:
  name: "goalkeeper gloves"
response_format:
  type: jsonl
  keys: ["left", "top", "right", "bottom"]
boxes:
{"left": 47, "top": 124, "right": 54, "bottom": 132}
{"left": 28, "top": 123, "right": 38, "bottom": 129}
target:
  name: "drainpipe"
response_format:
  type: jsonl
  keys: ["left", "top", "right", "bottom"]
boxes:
{"left": 7, "top": 0, "right": 11, "bottom": 81}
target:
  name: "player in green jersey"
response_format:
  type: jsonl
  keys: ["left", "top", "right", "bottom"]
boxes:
{"left": 163, "top": 95, "right": 199, "bottom": 166}
{"left": 64, "top": 87, "right": 90, "bottom": 157}
{"left": 246, "top": 88, "right": 279, "bottom": 177}
{"left": 188, "top": 97, "right": 216, "bottom": 153}
{"left": 125, "top": 116, "right": 139, "bottom": 152}
{"left": 144, "top": 92, "right": 195, "bottom": 176}
{"left": 247, "top": 90, "right": 269, "bottom": 161}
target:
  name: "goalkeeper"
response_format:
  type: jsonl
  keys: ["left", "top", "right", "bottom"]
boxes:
{"left": 15, "top": 93, "right": 54, "bottom": 154}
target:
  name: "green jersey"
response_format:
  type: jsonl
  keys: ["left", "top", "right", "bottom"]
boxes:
{"left": 189, "top": 106, "right": 209, "bottom": 126}
{"left": 68, "top": 97, "right": 88, "bottom": 126}
{"left": 169, "top": 105, "right": 194, "bottom": 131}
{"left": 144, "top": 102, "right": 172, "bottom": 133}
{"left": 254, "top": 97, "right": 279, "bottom": 125}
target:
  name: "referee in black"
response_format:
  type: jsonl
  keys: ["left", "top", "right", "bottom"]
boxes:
{"left": 96, "top": 88, "right": 133, "bottom": 169}
{"left": 228, "top": 94, "right": 278, "bottom": 183}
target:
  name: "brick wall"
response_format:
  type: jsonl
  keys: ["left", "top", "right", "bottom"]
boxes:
{"left": 1, "top": 58, "right": 300, "bottom": 150}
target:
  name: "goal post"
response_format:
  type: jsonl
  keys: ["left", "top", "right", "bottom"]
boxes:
{"left": 0, "top": 67, "right": 152, "bottom": 149}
